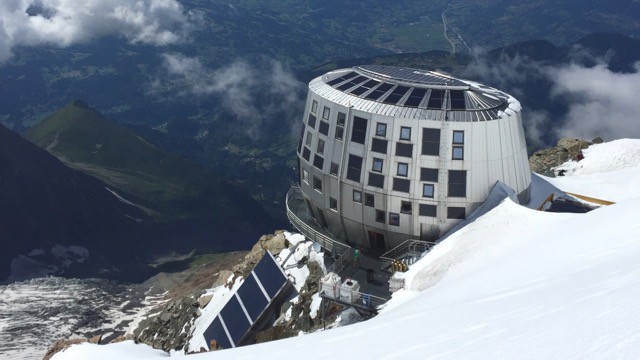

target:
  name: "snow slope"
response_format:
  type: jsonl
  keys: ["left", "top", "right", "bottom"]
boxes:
{"left": 52, "top": 139, "right": 640, "bottom": 359}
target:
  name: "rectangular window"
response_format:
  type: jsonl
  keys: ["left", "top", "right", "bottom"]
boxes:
{"left": 420, "top": 168, "right": 438, "bottom": 182}
{"left": 365, "top": 193, "right": 374, "bottom": 207}
{"left": 334, "top": 126, "right": 344, "bottom": 140}
{"left": 389, "top": 212, "right": 400, "bottom": 226}
{"left": 372, "top": 158, "right": 383, "bottom": 173}
{"left": 376, "top": 123, "right": 387, "bottom": 137}
{"left": 351, "top": 116, "right": 368, "bottom": 144}
{"left": 316, "top": 139, "right": 325, "bottom": 155}
{"left": 330, "top": 197, "right": 338, "bottom": 211}
{"left": 322, "top": 106, "right": 330, "bottom": 120}
{"left": 422, "top": 128, "right": 440, "bottom": 156}
{"left": 401, "top": 201, "right": 412, "bottom": 214}
{"left": 423, "top": 183, "right": 435, "bottom": 198}
{"left": 375, "top": 210, "right": 385, "bottom": 223}
{"left": 452, "top": 146, "right": 464, "bottom": 160}
{"left": 400, "top": 126, "right": 411, "bottom": 140}
{"left": 397, "top": 162, "right": 408, "bottom": 177}
{"left": 395, "top": 143, "right": 413, "bottom": 157}
{"left": 313, "top": 176, "right": 322, "bottom": 192}
{"left": 313, "top": 155, "right": 324, "bottom": 170}
{"left": 308, "top": 114, "right": 317, "bottom": 129}
{"left": 319, "top": 121, "right": 329, "bottom": 136}
{"left": 353, "top": 189, "right": 362, "bottom": 203}
{"left": 453, "top": 130, "right": 464, "bottom": 144}
{"left": 311, "top": 100, "right": 318, "bottom": 114}
{"left": 447, "top": 207, "right": 466, "bottom": 219}
{"left": 371, "top": 138, "right": 388, "bottom": 154}
{"left": 427, "top": 89, "right": 443, "bottom": 109}
{"left": 392, "top": 178, "right": 410, "bottom": 193}
{"left": 337, "top": 112, "right": 346, "bottom": 126}
{"left": 330, "top": 162, "right": 339, "bottom": 176}
{"left": 305, "top": 131, "right": 312, "bottom": 147}
{"left": 297, "top": 124, "right": 305, "bottom": 154}
{"left": 448, "top": 170, "right": 467, "bottom": 197}
{"left": 302, "top": 169, "right": 309, "bottom": 183}
{"left": 419, "top": 204, "right": 437, "bottom": 217}
{"left": 302, "top": 147, "right": 311, "bottom": 162}
{"left": 368, "top": 173, "right": 385, "bottom": 188}
{"left": 346, "top": 154, "right": 363, "bottom": 182}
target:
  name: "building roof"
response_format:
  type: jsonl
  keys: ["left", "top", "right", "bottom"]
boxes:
{"left": 315, "top": 65, "right": 521, "bottom": 122}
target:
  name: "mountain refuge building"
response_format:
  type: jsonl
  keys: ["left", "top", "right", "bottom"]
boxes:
{"left": 287, "top": 65, "right": 531, "bottom": 254}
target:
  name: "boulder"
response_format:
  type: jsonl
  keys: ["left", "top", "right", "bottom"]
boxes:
{"left": 88, "top": 334, "right": 102, "bottom": 344}
{"left": 43, "top": 338, "right": 87, "bottom": 360}
{"left": 198, "top": 294, "right": 213, "bottom": 309}
{"left": 529, "top": 138, "right": 594, "bottom": 174}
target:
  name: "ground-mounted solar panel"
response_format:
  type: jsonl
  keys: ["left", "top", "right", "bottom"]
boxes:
{"left": 253, "top": 252, "right": 288, "bottom": 299}
{"left": 237, "top": 274, "right": 269, "bottom": 322}
{"left": 202, "top": 252, "right": 294, "bottom": 349}
{"left": 203, "top": 316, "right": 233, "bottom": 349}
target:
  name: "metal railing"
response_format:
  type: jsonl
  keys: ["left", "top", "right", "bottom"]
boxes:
{"left": 319, "top": 281, "right": 387, "bottom": 312}
{"left": 327, "top": 242, "right": 352, "bottom": 274}
{"left": 286, "top": 185, "right": 343, "bottom": 253}
{"left": 379, "top": 239, "right": 435, "bottom": 273}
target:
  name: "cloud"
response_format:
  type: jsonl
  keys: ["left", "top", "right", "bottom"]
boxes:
{"left": 158, "top": 53, "right": 306, "bottom": 139}
{"left": 550, "top": 62, "right": 640, "bottom": 141}
{"left": 0, "top": 0, "right": 193, "bottom": 63}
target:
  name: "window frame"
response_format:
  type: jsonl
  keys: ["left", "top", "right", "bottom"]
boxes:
{"left": 375, "top": 210, "right": 385, "bottom": 223}
{"left": 329, "top": 162, "right": 339, "bottom": 176}
{"left": 316, "top": 138, "right": 325, "bottom": 155}
{"left": 302, "top": 169, "right": 309, "bottom": 184}
{"left": 311, "top": 100, "right": 318, "bottom": 114}
{"left": 305, "top": 131, "right": 312, "bottom": 147}
{"left": 397, "top": 162, "right": 409, "bottom": 177}
{"left": 422, "top": 183, "right": 435, "bottom": 198}
{"left": 364, "top": 193, "right": 375, "bottom": 207}
{"left": 329, "top": 197, "right": 338, "bottom": 211}
{"left": 399, "top": 126, "right": 411, "bottom": 141}
{"left": 376, "top": 122, "right": 387, "bottom": 137}
{"left": 353, "top": 189, "right": 362, "bottom": 203}
{"left": 452, "top": 130, "right": 464, "bottom": 144}
{"left": 452, "top": 146, "right": 464, "bottom": 160}
{"left": 322, "top": 106, "right": 330, "bottom": 120}
{"left": 372, "top": 158, "right": 384, "bottom": 173}
{"left": 400, "top": 201, "right": 412, "bottom": 215}
{"left": 313, "top": 176, "right": 322, "bottom": 193}
{"left": 389, "top": 212, "right": 400, "bottom": 226}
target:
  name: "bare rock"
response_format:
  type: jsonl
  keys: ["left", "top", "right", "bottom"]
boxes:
{"left": 198, "top": 294, "right": 213, "bottom": 309}
{"left": 43, "top": 338, "right": 87, "bottom": 360}
{"left": 88, "top": 334, "right": 102, "bottom": 344}
{"left": 212, "top": 270, "right": 233, "bottom": 288}
{"left": 529, "top": 138, "right": 593, "bottom": 174}
{"left": 591, "top": 136, "right": 604, "bottom": 144}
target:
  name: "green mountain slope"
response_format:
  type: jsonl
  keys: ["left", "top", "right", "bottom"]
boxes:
{"left": 25, "top": 101, "right": 275, "bottom": 228}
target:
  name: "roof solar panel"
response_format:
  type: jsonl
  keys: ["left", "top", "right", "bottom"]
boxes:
{"left": 404, "top": 88, "right": 427, "bottom": 107}
{"left": 382, "top": 85, "right": 410, "bottom": 105}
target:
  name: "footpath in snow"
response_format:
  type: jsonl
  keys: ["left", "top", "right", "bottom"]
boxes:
{"left": 52, "top": 139, "right": 640, "bottom": 360}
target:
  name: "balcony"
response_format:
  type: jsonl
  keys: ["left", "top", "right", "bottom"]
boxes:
{"left": 285, "top": 185, "right": 346, "bottom": 254}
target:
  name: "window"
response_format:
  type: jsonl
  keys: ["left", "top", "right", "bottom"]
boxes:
{"left": 453, "top": 131, "right": 464, "bottom": 144}
{"left": 302, "top": 169, "right": 309, "bottom": 183}
{"left": 346, "top": 154, "right": 363, "bottom": 182}
{"left": 423, "top": 183, "right": 435, "bottom": 198}
{"left": 450, "top": 90, "right": 466, "bottom": 110}
{"left": 376, "top": 123, "right": 387, "bottom": 137}
{"left": 319, "top": 121, "right": 329, "bottom": 136}
{"left": 322, "top": 106, "right": 330, "bottom": 120}
{"left": 313, "top": 155, "right": 324, "bottom": 170}
{"left": 447, "top": 207, "right": 466, "bottom": 219}
{"left": 419, "top": 204, "right": 437, "bottom": 217}
{"left": 330, "top": 162, "right": 339, "bottom": 176}
{"left": 313, "top": 176, "right": 322, "bottom": 192}
{"left": 427, "top": 89, "right": 443, "bottom": 109}
{"left": 452, "top": 130, "right": 464, "bottom": 160}
{"left": 393, "top": 178, "right": 410, "bottom": 193}
{"left": 302, "top": 147, "right": 311, "bottom": 162}
{"left": 335, "top": 126, "right": 344, "bottom": 140}
{"left": 371, "top": 138, "right": 388, "bottom": 154}
{"left": 337, "top": 112, "right": 346, "bottom": 126}
{"left": 305, "top": 131, "right": 312, "bottom": 147}
{"left": 353, "top": 189, "right": 362, "bottom": 203}
{"left": 375, "top": 210, "right": 385, "bottom": 223}
{"left": 452, "top": 146, "right": 464, "bottom": 160}
{"left": 420, "top": 168, "right": 438, "bottom": 182}
{"left": 368, "top": 173, "right": 385, "bottom": 188}
{"left": 316, "top": 139, "right": 325, "bottom": 155}
{"left": 308, "top": 114, "right": 317, "bottom": 129}
{"left": 365, "top": 193, "right": 374, "bottom": 207}
{"left": 330, "top": 197, "right": 338, "bottom": 211}
{"left": 351, "top": 116, "right": 368, "bottom": 144}
{"left": 397, "top": 163, "right": 408, "bottom": 177}
{"left": 311, "top": 100, "right": 318, "bottom": 113}
{"left": 422, "top": 128, "right": 440, "bottom": 156}
{"left": 400, "top": 126, "right": 411, "bottom": 140}
{"left": 389, "top": 213, "right": 400, "bottom": 226}
{"left": 448, "top": 170, "right": 467, "bottom": 197}
{"left": 401, "top": 201, "right": 412, "bottom": 214}
{"left": 297, "top": 125, "right": 305, "bottom": 154}
{"left": 372, "top": 158, "right": 383, "bottom": 173}
{"left": 404, "top": 88, "right": 427, "bottom": 108}
{"left": 395, "top": 143, "right": 413, "bottom": 157}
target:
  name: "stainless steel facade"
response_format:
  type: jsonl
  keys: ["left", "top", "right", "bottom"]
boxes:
{"left": 294, "top": 65, "right": 532, "bottom": 254}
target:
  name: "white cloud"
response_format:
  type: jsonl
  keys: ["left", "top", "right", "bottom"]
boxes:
{"left": 0, "top": 0, "right": 193, "bottom": 63}
{"left": 159, "top": 53, "right": 305, "bottom": 139}
{"left": 551, "top": 63, "right": 640, "bottom": 141}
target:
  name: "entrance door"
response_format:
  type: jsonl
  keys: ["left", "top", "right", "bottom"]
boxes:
{"left": 368, "top": 231, "right": 386, "bottom": 254}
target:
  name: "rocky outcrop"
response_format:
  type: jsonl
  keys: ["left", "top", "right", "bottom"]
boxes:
{"left": 43, "top": 335, "right": 102, "bottom": 360}
{"left": 529, "top": 137, "right": 601, "bottom": 174}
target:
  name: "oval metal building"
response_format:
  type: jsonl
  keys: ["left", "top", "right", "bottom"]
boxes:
{"left": 287, "top": 65, "right": 531, "bottom": 254}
